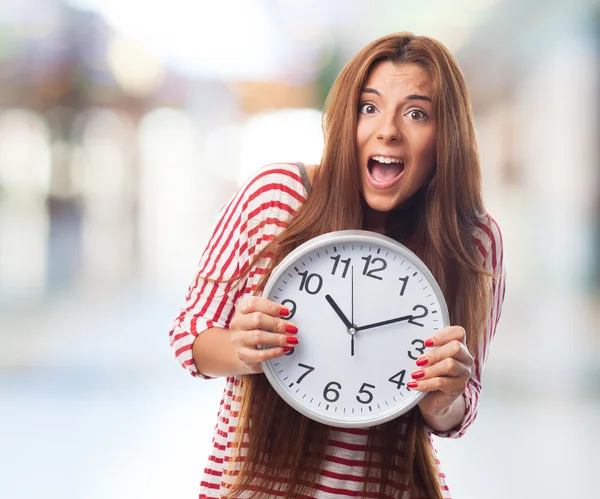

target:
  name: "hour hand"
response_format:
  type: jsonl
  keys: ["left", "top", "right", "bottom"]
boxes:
{"left": 325, "top": 294, "right": 353, "bottom": 329}
{"left": 356, "top": 314, "right": 413, "bottom": 332}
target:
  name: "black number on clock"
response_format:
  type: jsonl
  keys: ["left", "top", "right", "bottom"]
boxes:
{"left": 408, "top": 339, "right": 426, "bottom": 360}
{"left": 408, "top": 305, "right": 428, "bottom": 326}
{"left": 323, "top": 381, "right": 342, "bottom": 402}
{"left": 330, "top": 255, "right": 351, "bottom": 278}
{"left": 398, "top": 276, "right": 409, "bottom": 296}
{"left": 361, "top": 255, "right": 387, "bottom": 280}
{"left": 280, "top": 299, "right": 297, "bottom": 319}
{"left": 388, "top": 370, "right": 407, "bottom": 389}
{"left": 297, "top": 271, "right": 323, "bottom": 295}
{"left": 296, "top": 363, "right": 315, "bottom": 383}
{"left": 284, "top": 347, "right": 295, "bottom": 356}
{"left": 356, "top": 383, "right": 375, "bottom": 404}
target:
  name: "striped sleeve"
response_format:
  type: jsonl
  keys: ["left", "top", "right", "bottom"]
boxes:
{"left": 169, "top": 163, "right": 307, "bottom": 378}
{"left": 428, "top": 214, "right": 506, "bottom": 438}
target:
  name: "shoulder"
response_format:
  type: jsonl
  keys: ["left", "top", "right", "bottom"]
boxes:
{"left": 239, "top": 163, "right": 308, "bottom": 201}
{"left": 231, "top": 163, "right": 312, "bottom": 227}
{"left": 471, "top": 214, "right": 504, "bottom": 272}
{"left": 303, "top": 163, "right": 318, "bottom": 185}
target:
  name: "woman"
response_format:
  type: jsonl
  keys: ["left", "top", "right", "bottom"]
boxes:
{"left": 170, "top": 32, "right": 506, "bottom": 499}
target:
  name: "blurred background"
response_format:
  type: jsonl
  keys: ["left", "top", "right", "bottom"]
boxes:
{"left": 0, "top": 0, "right": 599, "bottom": 497}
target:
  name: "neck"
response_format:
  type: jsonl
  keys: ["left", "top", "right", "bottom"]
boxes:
{"left": 363, "top": 205, "right": 387, "bottom": 234}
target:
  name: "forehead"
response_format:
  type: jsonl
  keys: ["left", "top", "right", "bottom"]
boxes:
{"left": 363, "top": 61, "right": 433, "bottom": 94}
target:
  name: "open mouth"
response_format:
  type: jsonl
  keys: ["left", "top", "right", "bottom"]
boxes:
{"left": 367, "top": 156, "right": 405, "bottom": 184}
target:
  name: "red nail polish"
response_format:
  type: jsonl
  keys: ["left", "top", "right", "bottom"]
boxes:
{"left": 282, "top": 347, "right": 293, "bottom": 353}
{"left": 407, "top": 381, "right": 418, "bottom": 389}
{"left": 286, "top": 336, "right": 299, "bottom": 345}
{"left": 285, "top": 325, "right": 298, "bottom": 334}
{"left": 280, "top": 307, "right": 290, "bottom": 317}
{"left": 412, "top": 370, "right": 425, "bottom": 379}
{"left": 425, "top": 339, "right": 435, "bottom": 348}
{"left": 416, "top": 357, "right": 429, "bottom": 367}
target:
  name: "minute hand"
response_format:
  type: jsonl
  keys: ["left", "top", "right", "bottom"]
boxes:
{"left": 356, "top": 314, "right": 414, "bottom": 332}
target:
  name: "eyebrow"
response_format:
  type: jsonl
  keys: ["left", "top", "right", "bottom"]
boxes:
{"left": 361, "top": 87, "right": 432, "bottom": 102}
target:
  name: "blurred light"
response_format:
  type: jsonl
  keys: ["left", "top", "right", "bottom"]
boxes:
{"left": 79, "top": 109, "right": 135, "bottom": 202}
{"left": 0, "top": 109, "right": 51, "bottom": 195}
{"left": 239, "top": 108, "right": 324, "bottom": 185}
{"left": 107, "top": 33, "right": 166, "bottom": 98}
{"left": 0, "top": 109, "right": 51, "bottom": 302}
{"left": 76, "top": 109, "right": 137, "bottom": 288}
{"left": 0, "top": 0, "right": 61, "bottom": 40}
{"left": 66, "top": 0, "right": 283, "bottom": 80}
{"left": 137, "top": 108, "right": 205, "bottom": 288}
{"left": 203, "top": 125, "right": 244, "bottom": 183}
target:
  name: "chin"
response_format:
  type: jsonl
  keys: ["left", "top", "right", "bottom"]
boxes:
{"left": 364, "top": 191, "right": 407, "bottom": 213}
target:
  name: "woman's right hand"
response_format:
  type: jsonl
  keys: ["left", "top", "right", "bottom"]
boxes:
{"left": 229, "top": 296, "right": 299, "bottom": 374}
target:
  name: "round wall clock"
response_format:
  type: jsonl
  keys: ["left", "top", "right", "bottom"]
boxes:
{"left": 261, "top": 230, "right": 450, "bottom": 428}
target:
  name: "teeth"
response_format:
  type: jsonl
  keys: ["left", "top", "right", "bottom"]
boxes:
{"left": 371, "top": 156, "right": 402, "bottom": 164}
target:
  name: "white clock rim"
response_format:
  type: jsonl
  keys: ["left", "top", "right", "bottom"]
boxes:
{"left": 260, "top": 230, "right": 451, "bottom": 428}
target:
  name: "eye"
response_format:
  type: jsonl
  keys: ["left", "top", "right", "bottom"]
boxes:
{"left": 358, "top": 103, "right": 378, "bottom": 115}
{"left": 406, "top": 109, "right": 428, "bottom": 121}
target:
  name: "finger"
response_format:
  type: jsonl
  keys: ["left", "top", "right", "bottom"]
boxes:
{"left": 237, "top": 296, "right": 291, "bottom": 318}
{"left": 411, "top": 355, "right": 471, "bottom": 384}
{"left": 233, "top": 310, "right": 299, "bottom": 336}
{"left": 407, "top": 376, "right": 464, "bottom": 393}
{"left": 423, "top": 325, "right": 466, "bottom": 349}
{"left": 238, "top": 344, "right": 295, "bottom": 365}
{"left": 415, "top": 340, "right": 472, "bottom": 369}
{"left": 234, "top": 297, "right": 298, "bottom": 334}
{"left": 235, "top": 329, "right": 300, "bottom": 349}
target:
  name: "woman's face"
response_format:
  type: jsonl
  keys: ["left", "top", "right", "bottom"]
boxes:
{"left": 356, "top": 61, "right": 436, "bottom": 227}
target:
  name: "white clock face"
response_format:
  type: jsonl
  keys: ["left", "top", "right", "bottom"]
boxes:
{"left": 261, "top": 230, "right": 449, "bottom": 428}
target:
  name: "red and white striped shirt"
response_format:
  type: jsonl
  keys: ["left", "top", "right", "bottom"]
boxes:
{"left": 169, "top": 162, "right": 506, "bottom": 498}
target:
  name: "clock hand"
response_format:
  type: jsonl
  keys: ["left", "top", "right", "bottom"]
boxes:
{"left": 355, "top": 314, "right": 414, "bottom": 332}
{"left": 325, "top": 294, "right": 353, "bottom": 330}
{"left": 351, "top": 266, "right": 354, "bottom": 357}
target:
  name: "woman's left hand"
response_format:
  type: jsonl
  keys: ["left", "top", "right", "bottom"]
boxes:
{"left": 408, "top": 325, "right": 473, "bottom": 418}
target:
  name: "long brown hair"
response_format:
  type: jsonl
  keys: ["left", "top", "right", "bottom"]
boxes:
{"left": 226, "top": 32, "right": 491, "bottom": 498}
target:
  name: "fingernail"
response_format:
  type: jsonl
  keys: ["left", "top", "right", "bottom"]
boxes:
{"left": 407, "top": 381, "right": 418, "bottom": 389}
{"left": 285, "top": 325, "right": 298, "bottom": 334}
{"left": 416, "top": 357, "right": 429, "bottom": 367}
{"left": 286, "top": 336, "right": 299, "bottom": 345}
{"left": 425, "top": 339, "right": 435, "bottom": 347}
{"left": 412, "top": 370, "right": 425, "bottom": 379}
{"left": 280, "top": 307, "right": 290, "bottom": 317}
{"left": 283, "top": 347, "right": 293, "bottom": 353}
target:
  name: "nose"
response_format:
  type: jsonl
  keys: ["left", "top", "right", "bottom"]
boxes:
{"left": 376, "top": 115, "right": 402, "bottom": 143}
